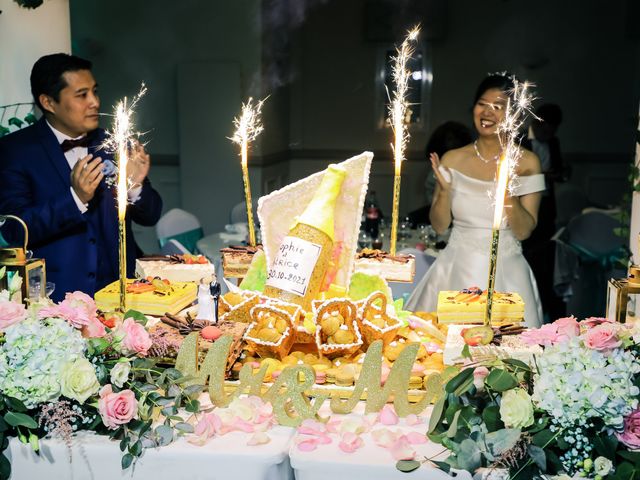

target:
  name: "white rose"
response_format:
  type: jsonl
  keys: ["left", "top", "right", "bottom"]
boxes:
{"left": 499, "top": 388, "right": 535, "bottom": 429}
{"left": 110, "top": 360, "right": 131, "bottom": 388}
{"left": 60, "top": 358, "right": 100, "bottom": 403}
{"left": 594, "top": 456, "right": 613, "bottom": 477}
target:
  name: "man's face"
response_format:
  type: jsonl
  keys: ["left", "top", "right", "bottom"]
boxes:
{"left": 41, "top": 69, "right": 100, "bottom": 137}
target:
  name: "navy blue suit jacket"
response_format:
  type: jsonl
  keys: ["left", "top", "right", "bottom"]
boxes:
{"left": 0, "top": 118, "right": 162, "bottom": 301}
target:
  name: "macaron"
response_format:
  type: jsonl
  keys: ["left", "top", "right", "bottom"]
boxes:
{"left": 200, "top": 325, "right": 222, "bottom": 341}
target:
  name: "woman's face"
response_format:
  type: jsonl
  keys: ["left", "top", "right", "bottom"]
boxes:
{"left": 473, "top": 87, "right": 507, "bottom": 136}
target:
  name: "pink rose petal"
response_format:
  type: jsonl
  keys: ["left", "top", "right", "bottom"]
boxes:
{"left": 390, "top": 436, "right": 416, "bottom": 461}
{"left": 297, "top": 438, "right": 320, "bottom": 452}
{"left": 247, "top": 432, "right": 270, "bottom": 446}
{"left": 379, "top": 404, "right": 399, "bottom": 425}
{"left": 405, "top": 414, "right": 422, "bottom": 426}
{"left": 338, "top": 432, "right": 364, "bottom": 453}
{"left": 405, "top": 431, "right": 427, "bottom": 444}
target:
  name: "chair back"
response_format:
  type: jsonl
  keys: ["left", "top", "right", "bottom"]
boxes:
{"left": 160, "top": 239, "right": 191, "bottom": 256}
{"left": 156, "top": 208, "right": 203, "bottom": 253}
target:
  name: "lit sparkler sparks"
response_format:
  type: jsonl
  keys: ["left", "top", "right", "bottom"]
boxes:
{"left": 102, "top": 84, "right": 147, "bottom": 312}
{"left": 388, "top": 25, "right": 420, "bottom": 256}
{"left": 102, "top": 84, "right": 148, "bottom": 220}
{"left": 230, "top": 97, "right": 267, "bottom": 247}
{"left": 485, "top": 77, "right": 535, "bottom": 325}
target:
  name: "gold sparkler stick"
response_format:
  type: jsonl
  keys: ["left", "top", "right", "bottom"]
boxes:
{"left": 230, "top": 97, "right": 267, "bottom": 247}
{"left": 388, "top": 26, "right": 419, "bottom": 256}
{"left": 484, "top": 79, "right": 534, "bottom": 325}
{"left": 104, "top": 85, "right": 147, "bottom": 313}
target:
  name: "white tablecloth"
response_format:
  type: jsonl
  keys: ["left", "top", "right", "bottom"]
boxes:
{"left": 8, "top": 427, "right": 295, "bottom": 480}
{"left": 5, "top": 408, "right": 474, "bottom": 480}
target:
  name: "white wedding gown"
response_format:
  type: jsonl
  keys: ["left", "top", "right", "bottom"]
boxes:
{"left": 406, "top": 169, "right": 544, "bottom": 327}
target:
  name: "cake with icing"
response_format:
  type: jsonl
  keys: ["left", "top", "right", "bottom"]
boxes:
{"left": 135, "top": 254, "right": 216, "bottom": 283}
{"left": 436, "top": 287, "right": 524, "bottom": 325}
{"left": 443, "top": 324, "right": 541, "bottom": 366}
{"left": 95, "top": 279, "right": 197, "bottom": 316}
{"left": 354, "top": 248, "right": 415, "bottom": 283}
{"left": 220, "top": 245, "right": 263, "bottom": 278}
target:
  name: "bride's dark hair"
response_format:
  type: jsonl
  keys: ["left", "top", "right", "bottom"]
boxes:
{"left": 472, "top": 72, "right": 517, "bottom": 106}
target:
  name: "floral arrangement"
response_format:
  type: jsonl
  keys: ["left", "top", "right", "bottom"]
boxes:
{"left": 418, "top": 316, "right": 640, "bottom": 479}
{"left": 0, "top": 276, "right": 204, "bottom": 480}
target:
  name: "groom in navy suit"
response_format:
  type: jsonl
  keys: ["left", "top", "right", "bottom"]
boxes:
{"left": 0, "top": 53, "right": 162, "bottom": 301}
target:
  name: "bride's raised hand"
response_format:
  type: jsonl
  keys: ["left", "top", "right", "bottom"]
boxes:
{"left": 430, "top": 153, "right": 452, "bottom": 192}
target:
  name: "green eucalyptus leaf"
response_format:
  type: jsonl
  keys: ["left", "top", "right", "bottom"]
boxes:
{"left": 185, "top": 399, "right": 200, "bottom": 413}
{"left": 5, "top": 397, "right": 27, "bottom": 413}
{"left": 175, "top": 422, "right": 194, "bottom": 434}
{"left": 610, "top": 462, "right": 634, "bottom": 480}
{"left": 119, "top": 436, "right": 129, "bottom": 452}
{"left": 155, "top": 425, "right": 173, "bottom": 446}
{"left": 593, "top": 433, "right": 618, "bottom": 459}
{"left": 618, "top": 450, "right": 640, "bottom": 463}
{"left": 432, "top": 461, "right": 450, "bottom": 473}
{"left": 155, "top": 397, "right": 174, "bottom": 406}
{"left": 485, "top": 428, "right": 521, "bottom": 456}
{"left": 456, "top": 439, "right": 482, "bottom": 471}
{"left": 396, "top": 460, "right": 421, "bottom": 473}
{"left": 527, "top": 444, "right": 546, "bottom": 470}
{"left": 482, "top": 405, "right": 503, "bottom": 432}
{"left": 428, "top": 395, "right": 446, "bottom": 434}
{"left": 183, "top": 384, "right": 204, "bottom": 397}
{"left": 446, "top": 410, "right": 461, "bottom": 438}
{"left": 123, "top": 309, "right": 147, "bottom": 325}
{"left": 0, "top": 452, "right": 11, "bottom": 480}
{"left": 445, "top": 368, "right": 474, "bottom": 394}
{"left": 4, "top": 412, "right": 38, "bottom": 429}
{"left": 485, "top": 369, "right": 518, "bottom": 392}
{"left": 502, "top": 358, "right": 531, "bottom": 371}
{"left": 121, "top": 453, "right": 134, "bottom": 469}
{"left": 129, "top": 440, "right": 142, "bottom": 457}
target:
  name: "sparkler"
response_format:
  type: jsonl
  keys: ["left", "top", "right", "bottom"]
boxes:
{"left": 230, "top": 97, "right": 267, "bottom": 247}
{"left": 388, "top": 26, "right": 420, "bottom": 255}
{"left": 103, "top": 84, "right": 147, "bottom": 312}
{"left": 484, "top": 78, "right": 535, "bottom": 325}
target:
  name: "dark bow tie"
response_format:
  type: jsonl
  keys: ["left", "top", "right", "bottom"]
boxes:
{"left": 60, "top": 135, "right": 92, "bottom": 153}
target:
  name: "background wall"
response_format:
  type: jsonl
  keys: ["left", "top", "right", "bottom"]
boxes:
{"left": 61, "top": 0, "right": 639, "bottom": 252}
{"left": 0, "top": 0, "right": 70, "bottom": 108}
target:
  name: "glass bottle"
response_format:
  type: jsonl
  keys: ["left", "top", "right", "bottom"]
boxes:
{"left": 364, "top": 190, "right": 381, "bottom": 240}
{"left": 263, "top": 164, "right": 346, "bottom": 310}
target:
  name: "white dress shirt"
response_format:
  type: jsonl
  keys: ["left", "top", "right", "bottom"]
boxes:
{"left": 47, "top": 122, "right": 142, "bottom": 213}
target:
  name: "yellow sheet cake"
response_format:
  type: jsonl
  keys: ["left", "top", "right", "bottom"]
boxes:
{"left": 95, "top": 280, "right": 197, "bottom": 316}
{"left": 436, "top": 288, "right": 524, "bottom": 325}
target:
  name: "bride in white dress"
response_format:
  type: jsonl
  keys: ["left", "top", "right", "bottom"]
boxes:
{"left": 406, "top": 74, "right": 544, "bottom": 327}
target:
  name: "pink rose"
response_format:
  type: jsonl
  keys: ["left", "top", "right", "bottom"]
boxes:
{"left": 520, "top": 324, "right": 560, "bottom": 346}
{"left": 553, "top": 316, "right": 580, "bottom": 340}
{"left": 473, "top": 366, "right": 490, "bottom": 391}
{"left": 98, "top": 384, "right": 137, "bottom": 429}
{"left": 617, "top": 409, "right": 640, "bottom": 450}
{"left": 81, "top": 316, "right": 107, "bottom": 338}
{"left": 119, "top": 318, "right": 152, "bottom": 356}
{"left": 582, "top": 323, "right": 621, "bottom": 351}
{"left": 0, "top": 299, "right": 27, "bottom": 331}
{"left": 39, "top": 303, "right": 92, "bottom": 329}
{"left": 64, "top": 291, "right": 97, "bottom": 317}
{"left": 581, "top": 317, "right": 613, "bottom": 329}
